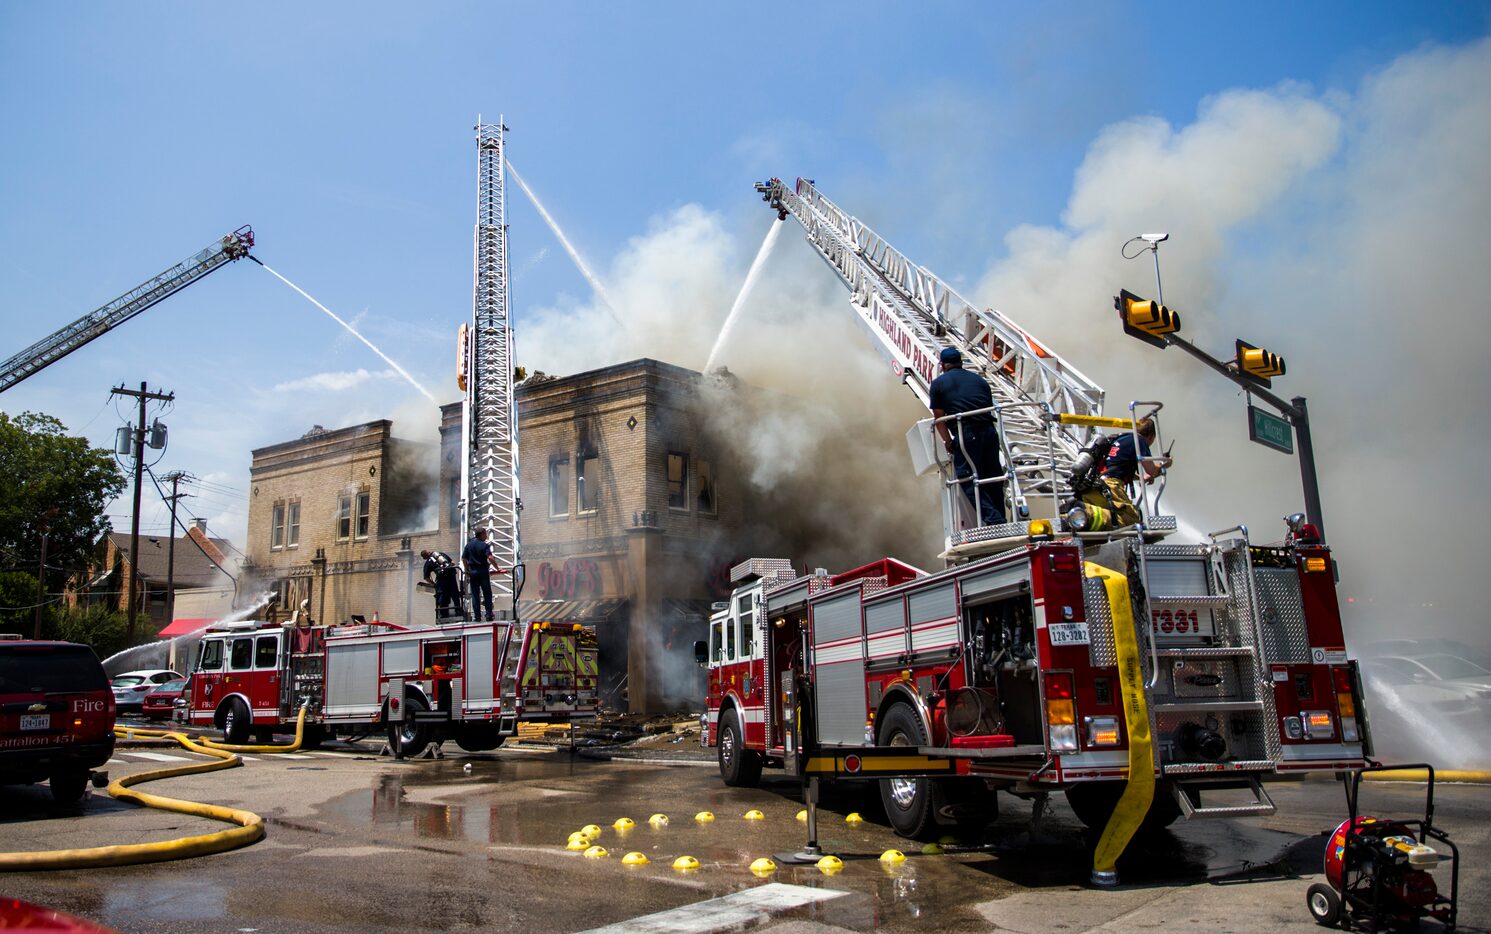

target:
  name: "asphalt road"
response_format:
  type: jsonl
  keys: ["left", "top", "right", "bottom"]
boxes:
{"left": 2, "top": 726, "right": 1487, "bottom": 933}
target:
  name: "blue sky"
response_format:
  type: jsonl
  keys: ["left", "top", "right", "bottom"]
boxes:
{"left": 2, "top": 3, "right": 1488, "bottom": 624}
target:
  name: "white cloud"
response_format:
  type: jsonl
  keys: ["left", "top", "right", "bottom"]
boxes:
{"left": 272, "top": 368, "right": 400, "bottom": 393}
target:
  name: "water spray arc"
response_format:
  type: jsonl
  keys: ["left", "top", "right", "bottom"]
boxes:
{"left": 705, "top": 217, "right": 784, "bottom": 372}
{"left": 504, "top": 159, "right": 624, "bottom": 326}
{"left": 255, "top": 261, "right": 440, "bottom": 407}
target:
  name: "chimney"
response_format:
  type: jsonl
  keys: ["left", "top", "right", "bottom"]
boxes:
{"left": 192, "top": 518, "right": 207, "bottom": 532}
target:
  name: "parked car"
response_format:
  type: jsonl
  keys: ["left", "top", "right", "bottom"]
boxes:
{"left": 0, "top": 639, "right": 116, "bottom": 803}
{"left": 140, "top": 678, "right": 189, "bottom": 720}
{"left": 110, "top": 669, "right": 183, "bottom": 713}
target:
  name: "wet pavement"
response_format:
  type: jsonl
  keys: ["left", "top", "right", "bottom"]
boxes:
{"left": 2, "top": 732, "right": 1488, "bottom": 932}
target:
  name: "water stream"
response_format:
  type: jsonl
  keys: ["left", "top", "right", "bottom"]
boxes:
{"left": 256, "top": 262, "right": 441, "bottom": 406}
{"left": 102, "top": 592, "right": 276, "bottom": 675}
{"left": 504, "top": 159, "right": 624, "bottom": 326}
{"left": 704, "top": 218, "right": 784, "bottom": 372}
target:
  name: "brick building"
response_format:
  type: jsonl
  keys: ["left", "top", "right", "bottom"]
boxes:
{"left": 241, "top": 410, "right": 462, "bottom": 631}
{"left": 241, "top": 359, "right": 755, "bottom": 712}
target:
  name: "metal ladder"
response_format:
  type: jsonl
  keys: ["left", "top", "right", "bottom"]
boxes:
{"left": 760, "top": 178, "right": 1106, "bottom": 523}
{"left": 1133, "top": 530, "right": 1279, "bottom": 819}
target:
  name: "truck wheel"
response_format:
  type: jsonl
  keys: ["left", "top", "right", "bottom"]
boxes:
{"left": 221, "top": 698, "right": 252, "bottom": 745}
{"left": 1306, "top": 883, "right": 1342, "bottom": 926}
{"left": 877, "top": 702, "right": 949, "bottom": 841}
{"left": 49, "top": 770, "right": 88, "bottom": 805}
{"left": 1064, "top": 780, "right": 1181, "bottom": 834}
{"left": 718, "top": 708, "right": 762, "bottom": 787}
{"left": 388, "top": 693, "right": 434, "bottom": 759}
{"left": 455, "top": 724, "right": 506, "bottom": 752}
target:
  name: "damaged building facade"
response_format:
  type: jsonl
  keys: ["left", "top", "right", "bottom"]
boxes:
{"left": 241, "top": 359, "right": 754, "bottom": 713}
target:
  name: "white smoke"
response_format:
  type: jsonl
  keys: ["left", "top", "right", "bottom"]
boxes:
{"left": 973, "top": 39, "right": 1491, "bottom": 645}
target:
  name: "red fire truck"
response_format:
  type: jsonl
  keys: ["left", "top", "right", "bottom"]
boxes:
{"left": 700, "top": 179, "right": 1371, "bottom": 852}
{"left": 704, "top": 535, "right": 1367, "bottom": 838}
{"left": 184, "top": 615, "right": 597, "bottom": 754}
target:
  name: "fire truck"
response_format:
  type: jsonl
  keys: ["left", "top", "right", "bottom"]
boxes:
{"left": 182, "top": 122, "right": 600, "bottom": 755}
{"left": 183, "top": 614, "right": 597, "bottom": 753}
{"left": 701, "top": 178, "right": 1370, "bottom": 855}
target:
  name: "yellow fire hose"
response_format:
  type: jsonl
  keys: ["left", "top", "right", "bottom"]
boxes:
{"left": 1363, "top": 768, "right": 1491, "bottom": 784}
{"left": 1086, "top": 561, "right": 1154, "bottom": 886}
{"left": 0, "top": 708, "right": 306, "bottom": 872}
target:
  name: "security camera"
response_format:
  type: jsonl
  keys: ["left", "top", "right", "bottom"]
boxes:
{"left": 1139, "top": 233, "right": 1169, "bottom": 244}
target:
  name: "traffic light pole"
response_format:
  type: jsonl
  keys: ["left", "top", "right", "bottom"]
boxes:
{"left": 1162, "top": 335, "right": 1325, "bottom": 540}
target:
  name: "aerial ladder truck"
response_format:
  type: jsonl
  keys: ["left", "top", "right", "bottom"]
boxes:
{"left": 0, "top": 227, "right": 256, "bottom": 393}
{"left": 182, "top": 123, "right": 598, "bottom": 754}
{"left": 700, "top": 178, "right": 1369, "bottom": 883}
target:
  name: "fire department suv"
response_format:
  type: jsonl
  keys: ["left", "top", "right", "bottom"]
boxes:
{"left": 185, "top": 617, "right": 597, "bottom": 755}
{"left": 703, "top": 533, "right": 1369, "bottom": 840}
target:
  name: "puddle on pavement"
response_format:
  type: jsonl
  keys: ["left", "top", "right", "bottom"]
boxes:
{"left": 317, "top": 756, "right": 1319, "bottom": 929}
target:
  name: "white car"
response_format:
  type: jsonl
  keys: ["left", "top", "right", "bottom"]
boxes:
{"left": 110, "top": 669, "right": 184, "bottom": 712}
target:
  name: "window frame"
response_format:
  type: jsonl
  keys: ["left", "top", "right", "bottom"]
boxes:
{"left": 198, "top": 640, "right": 223, "bottom": 671}
{"left": 286, "top": 500, "right": 301, "bottom": 548}
{"left": 576, "top": 454, "right": 600, "bottom": 514}
{"left": 548, "top": 455, "right": 571, "bottom": 518}
{"left": 696, "top": 458, "right": 716, "bottom": 516}
{"left": 228, "top": 637, "right": 254, "bottom": 671}
{"left": 254, "top": 634, "right": 279, "bottom": 670}
{"left": 666, "top": 452, "right": 690, "bottom": 512}
{"left": 270, "top": 501, "right": 286, "bottom": 550}
{"left": 337, "top": 494, "right": 353, "bottom": 541}
{"left": 355, "top": 491, "right": 371, "bottom": 540}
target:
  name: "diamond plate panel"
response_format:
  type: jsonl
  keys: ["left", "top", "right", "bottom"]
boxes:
{"left": 1254, "top": 567, "right": 1310, "bottom": 664}
{"left": 1084, "top": 576, "right": 1115, "bottom": 667}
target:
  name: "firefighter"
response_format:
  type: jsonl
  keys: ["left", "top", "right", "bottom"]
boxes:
{"left": 462, "top": 528, "right": 505, "bottom": 623}
{"left": 420, "top": 549, "right": 464, "bottom": 620}
{"left": 929, "top": 346, "right": 1006, "bottom": 526}
{"left": 1092, "top": 417, "right": 1171, "bottom": 527}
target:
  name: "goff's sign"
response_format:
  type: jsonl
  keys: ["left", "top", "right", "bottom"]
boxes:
{"left": 538, "top": 558, "right": 601, "bottom": 599}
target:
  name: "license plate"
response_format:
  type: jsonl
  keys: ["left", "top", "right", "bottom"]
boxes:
{"left": 1048, "top": 622, "right": 1091, "bottom": 646}
{"left": 20, "top": 714, "right": 50, "bottom": 730}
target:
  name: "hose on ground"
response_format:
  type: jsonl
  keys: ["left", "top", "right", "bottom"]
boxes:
{"left": 0, "top": 708, "right": 307, "bottom": 871}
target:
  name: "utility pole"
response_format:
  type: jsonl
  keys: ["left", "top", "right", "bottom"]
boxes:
{"left": 111, "top": 381, "right": 174, "bottom": 640}
{"left": 33, "top": 508, "right": 56, "bottom": 639}
{"left": 161, "top": 470, "right": 192, "bottom": 632}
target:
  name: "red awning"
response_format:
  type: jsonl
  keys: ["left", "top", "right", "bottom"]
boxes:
{"left": 158, "top": 618, "right": 215, "bottom": 639}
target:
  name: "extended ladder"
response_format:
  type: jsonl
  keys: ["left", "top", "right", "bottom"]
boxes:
{"left": 0, "top": 227, "right": 255, "bottom": 394}
{"left": 759, "top": 178, "right": 1105, "bottom": 527}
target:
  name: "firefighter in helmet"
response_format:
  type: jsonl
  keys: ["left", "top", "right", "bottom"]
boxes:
{"left": 1070, "top": 417, "right": 1171, "bottom": 531}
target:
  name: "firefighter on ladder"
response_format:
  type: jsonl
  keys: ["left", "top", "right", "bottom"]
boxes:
{"left": 1069, "top": 417, "right": 1171, "bottom": 530}
{"left": 420, "top": 549, "right": 465, "bottom": 620}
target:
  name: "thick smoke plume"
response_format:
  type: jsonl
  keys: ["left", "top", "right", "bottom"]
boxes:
{"left": 519, "top": 39, "right": 1491, "bottom": 744}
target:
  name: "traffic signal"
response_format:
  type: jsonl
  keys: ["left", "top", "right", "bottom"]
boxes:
{"left": 1115, "top": 289, "right": 1180, "bottom": 348}
{"left": 1235, "top": 339, "right": 1285, "bottom": 387}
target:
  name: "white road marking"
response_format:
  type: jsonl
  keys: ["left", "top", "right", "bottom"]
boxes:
{"left": 236, "top": 755, "right": 259, "bottom": 761}
{"left": 579, "top": 882, "right": 848, "bottom": 934}
{"left": 106, "top": 758, "right": 125, "bottom": 765}
{"left": 122, "top": 752, "right": 193, "bottom": 762}
{"left": 274, "top": 753, "right": 315, "bottom": 759}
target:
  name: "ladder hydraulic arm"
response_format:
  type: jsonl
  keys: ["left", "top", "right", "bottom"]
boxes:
{"left": 757, "top": 177, "right": 1105, "bottom": 521}
{"left": 0, "top": 226, "right": 255, "bottom": 394}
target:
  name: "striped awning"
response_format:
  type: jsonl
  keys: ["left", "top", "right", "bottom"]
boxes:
{"left": 517, "top": 598, "right": 627, "bottom": 622}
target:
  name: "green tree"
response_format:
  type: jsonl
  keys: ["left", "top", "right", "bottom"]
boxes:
{"left": 0, "top": 411, "right": 125, "bottom": 598}
{"left": 0, "top": 570, "right": 43, "bottom": 636}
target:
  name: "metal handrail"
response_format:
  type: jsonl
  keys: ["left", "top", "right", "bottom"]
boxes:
{"left": 1208, "top": 525, "right": 1271, "bottom": 689}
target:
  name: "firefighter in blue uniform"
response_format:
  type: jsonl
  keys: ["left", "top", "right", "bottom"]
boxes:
{"left": 928, "top": 347, "right": 1006, "bottom": 526}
